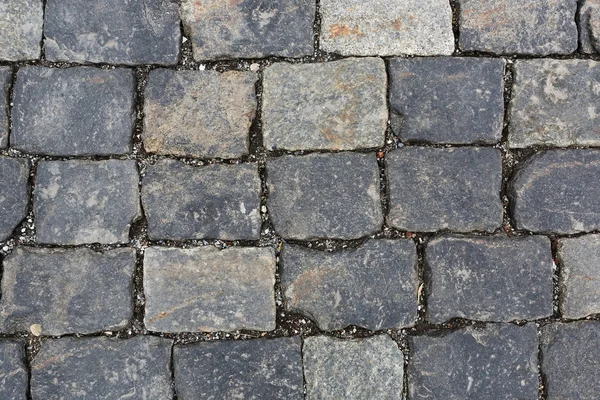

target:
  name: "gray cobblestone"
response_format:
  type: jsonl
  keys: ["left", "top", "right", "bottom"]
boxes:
{"left": 0, "top": 67, "right": 10, "bottom": 149}
{"left": 580, "top": 0, "right": 600, "bottom": 53}
{"left": 0, "top": 0, "right": 43, "bottom": 61}
{"left": 0, "top": 157, "right": 29, "bottom": 242}
{"left": 0, "top": 341, "right": 27, "bottom": 400}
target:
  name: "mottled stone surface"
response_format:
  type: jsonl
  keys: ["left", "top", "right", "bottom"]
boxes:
{"left": 31, "top": 336, "right": 173, "bottom": 399}
{"left": 181, "top": 0, "right": 315, "bottom": 60}
{"left": 35, "top": 160, "right": 141, "bottom": 245}
{"left": 0, "top": 341, "right": 27, "bottom": 400}
{"left": 263, "top": 58, "right": 386, "bottom": 151}
{"left": 144, "top": 246, "right": 276, "bottom": 332}
{"left": 509, "top": 60, "right": 600, "bottom": 148}
{"left": 303, "top": 335, "right": 404, "bottom": 400}
{"left": 282, "top": 240, "right": 418, "bottom": 330}
{"left": 320, "top": 0, "right": 453, "bottom": 56}
{"left": 0, "top": 67, "right": 10, "bottom": 149}
{"left": 267, "top": 153, "right": 382, "bottom": 240}
{"left": 459, "top": 0, "right": 578, "bottom": 55}
{"left": 142, "top": 160, "right": 261, "bottom": 240}
{"left": 12, "top": 67, "right": 134, "bottom": 156}
{"left": 580, "top": 0, "right": 600, "bottom": 53}
{"left": 174, "top": 338, "right": 303, "bottom": 400}
{"left": 426, "top": 235, "right": 554, "bottom": 323}
{"left": 389, "top": 57, "right": 505, "bottom": 144}
{"left": 144, "top": 69, "right": 257, "bottom": 158}
{"left": 0, "top": 0, "right": 43, "bottom": 61}
{"left": 410, "top": 324, "right": 539, "bottom": 399}
{"left": 387, "top": 147, "right": 503, "bottom": 232}
{"left": 0, "top": 247, "right": 135, "bottom": 335}
{"left": 44, "top": 0, "right": 180, "bottom": 65}
{"left": 510, "top": 150, "right": 600, "bottom": 234}
{"left": 0, "top": 157, "right": 29, "bottom": 242}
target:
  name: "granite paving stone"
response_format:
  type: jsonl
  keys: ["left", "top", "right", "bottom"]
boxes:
{"left": 263, "top": 58, "right": 387, "bottom": 151}
{"left": 0, "top": 67, "right": 10, "bottom": 149}
{"left": 389, "top": 57, "right": 505, "bottom": 144}
{"left": 142, "top": 160, "right": 261, "bottom": 241}
{"left": 0, "top": 0, "right": 43, "bottom": 61}
{"left": 0, "top": 157, "right": 30, "bottom": 242}
{"left": 387, "top": 147, "right": 503, "bottom": 232}
{"left": 267, "top": 153, "right": 382, "bottom": 240}
{"left": 144, "top": 246, "right": 276, "bottom": 332}
{"left": 35, "top": 160, "right": 141, "bottom": 245}
{"left": 426, "top": 235, "right": 554, "bottom": 323}
{"left": 303, "top": 335, "right": 404, "bottom": 400}
{"left": 0, "top": 341, "right": 27, "bottom": 400}
{"left": 144, "top": 69, "right": 257, "bottom": 158}
{"left": 31, "top": 336, "right": 173, "bottom": 400}
{"left": 580, "top": 0, "right": 600, "bottom": 53}
{"left": 409, "top": 324, "right": 539, "bottom": 399}
{"left": 174, "top": 337, "right": 303, "bottom": 400}
{"left": 12, "top": 66, "right": 135, "bottom": 156}
{"left": 281, "top": 240, "right": 418, "bottom": 330}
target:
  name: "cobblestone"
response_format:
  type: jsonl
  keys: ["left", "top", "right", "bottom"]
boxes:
{"left": 0, "top": 157, "right": 29, "bottom": 242}
{"left": 580, "top": 0, "right": 600, "bottom": 53}
{"left": 0, "top": 341, "right": 27, "bottom": 399}
{"left": 0, "top": 0, "right": 43, "bottom": 61}
{"left": 0, "top": 67, "right": 10, "bottom": 149}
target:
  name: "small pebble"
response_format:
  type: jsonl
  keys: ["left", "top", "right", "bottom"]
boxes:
{"left": 30, "top": 324, "right": 42, "bottom": 336}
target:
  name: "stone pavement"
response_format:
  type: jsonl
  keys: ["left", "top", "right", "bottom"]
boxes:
{"left": 0, "top": 0, "right": 599, "bottom": 398}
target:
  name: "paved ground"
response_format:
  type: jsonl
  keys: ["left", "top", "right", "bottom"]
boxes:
{"left": 0, "top": 0, "right": 599, "bottom": 399}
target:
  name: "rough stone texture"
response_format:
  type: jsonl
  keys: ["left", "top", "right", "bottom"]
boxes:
{"left": 389, "top": 57, "right": 505, "bottom": 144}
{"left": 410, "top": 324, "right": 539, "bottom": 399}
{"left": 142, "top": 160, "right": 261, "bottom": 240}
{"left": 144, "top": 69, "right": 256, "bottom": 158}
{"left": 0, "top": 341, "right": 27, "bottom": 400}
{"left": 144, "top": 246, "right": 276, "bottom": 332}
{"left": 303, "top": 335, "right": 404, "bottom": 400}
{"left": 387, "top": 147, "right": 503, "bottom": 232}
{"left": 459, "top": 0, "right": 578, "bottom": 55}
{"left": 0, "top": 157, "right": 29, "bottom": 242}
{"left": 262, "top": 58, "right": 387, "bottom": 151}
{"left": 31, "top": 336, "right": 173, "bottom": 399}
{"left": 0, "top": 67, "right": 10, "bottom": 149}
{"left": 35, "top": 160, "right": 141, "bottom": 245}
{"left": 320, "top": 0, "right": 454, "bottom": 56}
{"left": 510, "top": 150, "right": 600, "bottom": 234}
{"left": 281, "top": 240, "right": 418, "bottom": 330}
{"left": 12, "top": 66, "right": 134, "bottom": 156}
{"left": 44, "top": 0, "right": 181, "bottom": 65}
{"left": 0, "top": 247, "right": 135, "bottom": 335}
{"left": 426, "top": 235, "right": 554, "bottom": 323}
{"left": 174, "top": 337, "right": 303, "bottom": 400}
{"left": 509, "top": 60, "right": 600, "bottom": 148}
{"left": 0, "top": 0, "right": 43, "bottom": 61}
{"left": 581, "top": 0, "right": 600, "bottom": 53}
{"left": 267, "top": 153, "right": 382, "bottom": 240}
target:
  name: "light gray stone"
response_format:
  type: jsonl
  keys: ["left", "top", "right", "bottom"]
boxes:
{"left": 0, "top": 67, "right": 10, "bottom": 149}
{"left": 581, "top": 0, "right": 600, "bottom": 53}
{"left": 0, "top": 0, "right": 43, "bottom": 61}
{"left": 0, "top": 341, "right": 27, "bottom": 400}
{"left": 0, "top": 157, "right": 29, "bottom": 242}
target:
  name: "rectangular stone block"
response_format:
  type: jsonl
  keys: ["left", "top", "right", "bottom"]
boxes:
{"left": 0, "top": 157, "right": 29, "bottom": 242}
{"left": 0, "top": 341, "right": 27, "bottom": 400}
{"left": 580, "top": 0, "right": 600, "bottom": 53}
{"left": 0, "top": 67, "right": 10, "bottom": 149}
{"left": 0, "top": 0, "right": 43, "bottom": 61}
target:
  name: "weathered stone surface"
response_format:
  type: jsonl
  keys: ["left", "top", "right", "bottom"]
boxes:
{"left": 144, "top": 246, "right": 276, "bottom": 332}
{"left": 181, "top": 0, "right": 315, "bottom": 60}
{"left": 580, "top": 0, "right": 600, "bottom": 53}
{"left": 44, "top": 0, "right": 180, "bottom": 65}
{"left": 320, "top": 0, "right": 453, "bottom": 56}
{"left": 174, "top": 337, "right": 303, "bottom": 399}
{"left": 267, "top": 153, "right": 382, "bottom": 240}
{"left": 0, "top": 341, "right": 27, "bottom": 400}
{"left": 0, "top": 247, "right": 135, "bottom": 335}
{"left": 0, "top": 0, "right": 43, "bottom": 61}
{"left": 263, "top": 58, "right": 387, "bottom": 151}
{"left": 459, "top": 0, "right": 578, "bottom": 55}
{"left": 144, "top": 69, "right": 257, "bottom": 158}
{"left": 142, "top": 160, "right": 261, "bottom": 240}
{"left": 35, "top": 160, "right": 141, "bottom": 245}
{"left": 0, "top": 67, "right": 10, "bottom": 149}
{"left": 31, "top": 336, "right": 173, "bottom": 399}
{"left": 0, "top": 157, "right": 29, "bottom": 242}
{"left": 387, "top": 147, "right": 503, "bottom": 232}
{"left": 510, "top": 150, "right": 600, "bottom": 234}
{"left": 410, "top": 324, "right": 539, "bottom": 399}
{"left": 426, "top": 235, "right": 554, "bottom": 323}
{"left": 282, "top": 240, "right": 418, "bottom": 330}
{"left": 389, "top": 57, "right": 505, "bottom": 144}
{"left": 509, "top": 60, "right": 600, "bottom": 148}
{"left": 303, "top": 335, "right": 404, "bottom": 399}
{"left": 12, "top": 66, "right": 134, "bottom": 156}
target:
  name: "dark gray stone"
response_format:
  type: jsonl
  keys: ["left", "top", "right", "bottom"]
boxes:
{"left": 282, "top": 240, "right": 418, "bottom": 330}
{"left": 389, "top": 57, "right": 505, "bottom": 144}
{"left": 387, "top": 147, "right": 503, "bottom": 232}
{"left": 0, "top": 157, "right": 29, "bottom": 242}
{"left": 0, "top": 67, "right": 10, "bottom": 148}
{"left": 580, "top": 0, "right": 600, "bottom": 53}
{"left": 174, "top": 337, "right": 303, "bottom": 400}
{"left": 510, "top": 150, "right": 600, "bottom": 234}
{"left": 35, "top": 160, "right": 141, "bottom": 245}
{"left": 44, "top": 0, "right": 180, "bottom": 65}
{"left": 0, "top": 341, "right": 27, "bottom": 400}
{"left": 409, "top": 324, "right": 539, "bottom": 399}
{"left": 144, "top": 246, "right": 276, "bottom": 332}
{"left": 0, "top": 0, "right": 43, "bottom": 61}
{"left": 142, "top": 160, "right": 261, "bottom": 241}
{"left": 426, "top": 235, "right": 554, "bottom": 323}
{"left": 262, "top": 58, "right": 387, "bottom": 151}
{"left": 181, "top": 0, "right": 315, "bottom": 60}
{"left": 12, "top": 66, "right": 134, "bottom": 156}
{"left": 459, "top": 0, "right": 578, "bottom": 55}
{"left": 0, "top": 247, "right": 135, "bottom": 335}
{"left": 31, "top": 336, "right": 173, "bottom": 399}
{"left": 303, "top": 335, "right": 404, "bottom": 400}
